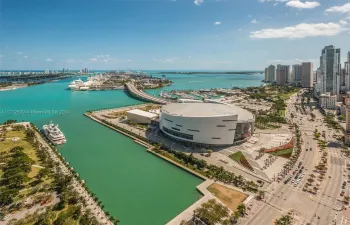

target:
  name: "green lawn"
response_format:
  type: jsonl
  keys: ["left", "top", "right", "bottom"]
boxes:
{"left": 230, "top": 151, "right": 244, "bottom": 162}
{"left": 273, "top": 148, "right": 293, "bottom": 156}
{"left": 0, "top": 126, "right": 52, "bottom": 203}
{"left": 1, "top": 129, "right": 39, "bottom": 163}
{"left": 270, "top": 148, "right": 293, "bottom": 158}
{"left": 230, "top": 151, "right": 254, "bottom": 171}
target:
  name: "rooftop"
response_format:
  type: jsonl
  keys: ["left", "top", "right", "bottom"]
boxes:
{"left": 127, "top": 109, "right": 158, "bottom": 118}
{"left": 162, "top": 103, "right": 254, "bottom": 121}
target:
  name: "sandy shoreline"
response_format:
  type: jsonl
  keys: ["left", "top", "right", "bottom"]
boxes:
{"left": 0, "top": 85, "right": 27, "bottom": 91}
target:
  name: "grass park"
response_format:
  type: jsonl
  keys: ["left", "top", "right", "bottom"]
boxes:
{"left": 0, "top": 124, "right": 101, "bottom": 225}
{"left": 230, "top": 151, "right": 254, "bottom": 171}
{"left": 270, "top": 148, "right": 293, "bottom": 158}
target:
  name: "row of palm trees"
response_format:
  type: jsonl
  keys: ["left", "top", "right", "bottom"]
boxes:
{"left": 277, "top": 124, "right": 302, "bottom": 179}
{"left": 29, "top": 123, "right": 119, "bottom": 225}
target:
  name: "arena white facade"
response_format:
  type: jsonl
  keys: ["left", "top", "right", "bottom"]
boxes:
{"left": 159, "top": 103, "right": 255, "bottom": 146}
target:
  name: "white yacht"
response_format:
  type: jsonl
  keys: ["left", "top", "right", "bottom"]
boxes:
{"left": 42, "top": 122, "right": 66, "bottom": 145}
{"left": 79, "top": 85, "right": 90, "bottom": 91}
{"left": 68, "top": 79, "right": 83, "bottom": 90}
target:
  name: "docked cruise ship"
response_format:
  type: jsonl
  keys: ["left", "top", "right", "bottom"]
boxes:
{"left": 68, "top": 79, "right": 84, "bottom": 90}
{"left": 67, "top": 75, "right": 107, "bottom": 91}
{"left": 42, "top": 122, "right": 66, "bottom": 145}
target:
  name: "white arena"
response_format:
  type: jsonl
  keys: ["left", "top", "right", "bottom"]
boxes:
{"left": 159, "top": 103, "right": 255, "bottom": 146}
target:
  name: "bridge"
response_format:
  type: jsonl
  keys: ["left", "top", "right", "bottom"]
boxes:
{"left": 124, "top": 82, "right": 169, "bottom": 105}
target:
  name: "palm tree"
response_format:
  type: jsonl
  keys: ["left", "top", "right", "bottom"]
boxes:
{"left": 237, "top": 204, "right": 246, "bottom": 217}
{"left": 113, "top": 218, "right": 120, "bottom": 225}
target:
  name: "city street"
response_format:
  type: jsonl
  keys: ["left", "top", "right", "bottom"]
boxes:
{"left": 243, "top": 91, "right": 347, "bottom": 225}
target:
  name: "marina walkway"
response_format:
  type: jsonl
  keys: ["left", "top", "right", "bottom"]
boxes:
{"left": 124, "top": 82, "right": 169, "bottom": 104}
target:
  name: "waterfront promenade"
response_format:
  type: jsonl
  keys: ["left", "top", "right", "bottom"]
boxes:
{"left": 29, "top": 123, "right": 113, "bottom": 225}
{"left": 85, "top": 113, "right": 254, "bottom": 224}
{"left": 124, "top": 82, "right": 169, "bottom": 104}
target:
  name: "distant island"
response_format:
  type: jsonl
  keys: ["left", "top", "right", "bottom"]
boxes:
{"left": 157, "top": 71, "right": 264, "bottom": 75}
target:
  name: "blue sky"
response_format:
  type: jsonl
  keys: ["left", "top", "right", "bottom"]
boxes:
{"left": 0, "top": 0, "right": 349, "bottom": 70}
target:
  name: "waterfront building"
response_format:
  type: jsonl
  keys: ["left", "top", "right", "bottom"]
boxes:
{"left": 276, "top": 65, "right": 289, "bottom": 86}
{"left": 292, "top": 64, "right": 302, "bottom": 84}
{"left": 301, "top": 62, "right": 313, "bottom": 88}
{"left": 319, "top": 92, "right": 337, "bottom": 109}
{"left": 159, "top": 103, "right": 254, "bottom": 146}
{"left": 62, "top": 68, "right": 65, "bottom": 73}
{"left": 126, "top": 109, "right": 158, "bottom": 124}
{"left": 44, "top": 70, "right": 49, "bottom": 74}
{"left": 264, "top": 67, "right": 269, "bottom": 82}
{"left": 268, "top": 65, "right": 276, "bottom": 83}
{"left": 320, "top": 45, "right": 341, "bottom": 97}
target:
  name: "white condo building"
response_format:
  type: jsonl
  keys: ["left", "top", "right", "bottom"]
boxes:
{"left": 320, "top": 45, "right": 341, "bottom": 98}
{"left": 319, "top": 93, "right": 337, "bottom": 109}
{"left": 159, "top": 103, "right": 255, "bottom": 146}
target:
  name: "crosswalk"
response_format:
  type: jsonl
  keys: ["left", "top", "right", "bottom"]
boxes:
{"left": 340, "top": 216, "right": 350, "bottom": 225}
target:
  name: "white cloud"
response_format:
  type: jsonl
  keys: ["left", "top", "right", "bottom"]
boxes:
{"left": 251, "top": 19, "right": 259, "bottom": 24}
{"left": 153, "top": 57, "right": 178, "bottom": 63}
{"left": 0, "top": 54, "right": 4, "bottom": 57}
{"left": 259, "top": 0, "right": 288, "bottom": 3}
{"left": 90, "top": 58, "right": 98, "bottom": 61}
{"left": 268, "top": 59, "right": 284, "bottom": 62}
{"left": 238, "top": 28, "right": 243, "bottom": 31}
{"left": 250, "top": 21, "right": 346, "bottom": 39}
{"left": 96, "top": 55, "right": 110, "bottom": 58}
{"left": 16, "top": 52, "right": 22, "bottom": 55}
{"left": 248, "top": 14, "right": 252, "bottom": 18}
{"left": 268, "top": 58, "right": 318, "bottom": 65}
{"left": 24, "top": 56, "right": 28, "bottom": 58}
{"left": 273, "top": 3, "right": 278, "bottom": 6}
{"left": 46, "top": 58, "right": 53, "bottom": 62}
{"left": 325, "top": 3, "right": 350, "bottom": 14}
{"left": 340, "top": 20, "right": 348, "bottom": 25}
{"left": 214, "top": 21, "right": 221, "bottom": 25}
{"left": 194, "top": 0, "right": 203, "bottom": 6}
{"left": 286, "top": 0, "right": 320, "bottom": 9}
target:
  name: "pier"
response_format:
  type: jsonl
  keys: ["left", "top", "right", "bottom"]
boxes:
{"left": 124, "top": 82, "right": 169, "bottom": 105}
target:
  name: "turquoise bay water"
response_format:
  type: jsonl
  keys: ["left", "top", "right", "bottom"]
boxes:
{"left": 146, "top": 73, "right": 263, "bottom": 96}
{"left": 0, "top": 73, "right": 263, "bottom": 225}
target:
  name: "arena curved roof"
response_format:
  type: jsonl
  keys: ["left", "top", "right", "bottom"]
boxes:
{"left": 161, "top": 103, "right": 254, "bottom": 121}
